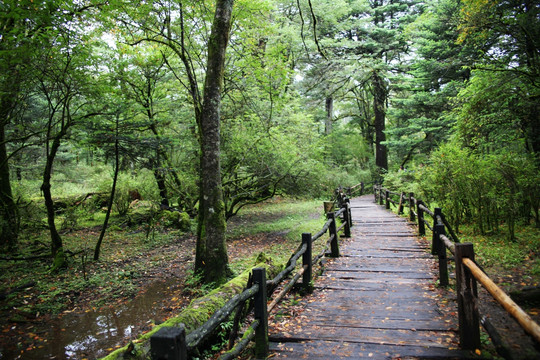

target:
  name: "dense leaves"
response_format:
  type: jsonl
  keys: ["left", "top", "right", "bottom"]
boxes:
{"left": 0, "top": 0, "right": 537, "bottom": 280}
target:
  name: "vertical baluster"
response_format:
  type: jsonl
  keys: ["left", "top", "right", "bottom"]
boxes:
{"left": 253, "top": 268, "right": 268, "bottom": 358}
{"left": 455, "top": 243, "right": 480, "bottom": 350}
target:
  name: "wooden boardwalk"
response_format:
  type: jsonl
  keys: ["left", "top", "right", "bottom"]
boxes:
{"left": 269, "top": 195, "right": 470, "bottom": 359}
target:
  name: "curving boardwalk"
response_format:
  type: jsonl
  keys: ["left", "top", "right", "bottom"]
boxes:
{"left": 269, "top": 195, "right": 470, "bottom": 359}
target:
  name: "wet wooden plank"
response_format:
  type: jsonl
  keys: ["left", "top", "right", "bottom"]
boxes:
{"left": 270, "top": 325, "right": 456, "bottom": 348}
{"left": 306, "top": 317, "right": 453, "bottom": 331}
{"left": 314, "top": 279, "right": 430, "bottom": 291}
{"left": 269, "top": 340, "right": 470, "bottom": 359}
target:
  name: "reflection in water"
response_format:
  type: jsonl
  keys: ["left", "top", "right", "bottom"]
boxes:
{"left": 1, "top": 278, "right": 181, "bottom": 359}
{"left": 65, "top": 335, "right": 98, "bottom": 358}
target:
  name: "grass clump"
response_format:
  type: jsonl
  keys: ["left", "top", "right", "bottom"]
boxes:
{"left": 226, "top": 198, "right": 326, "bottom": 275}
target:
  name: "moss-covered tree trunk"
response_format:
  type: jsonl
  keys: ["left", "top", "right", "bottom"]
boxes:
{"left": 194, "top": 0, "right": 234, "bottom": 284}
{"left": 101, "top": 257, "right": 279, "bottom": 360}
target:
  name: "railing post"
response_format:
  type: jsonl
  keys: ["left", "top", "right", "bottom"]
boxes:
{"left": 398, "top": 192, "right": 405, "bottom": 214}
{"left": 435, "top": 224, "right": 449, "bottom": 287}
{"left": 417, "top": 200, "right": 425, "bottom": 236}
{"left": 373, "top": 185, "right": 377, "bottom": 203}
{"left": 336, "top": 188, "right": 346, "bottom": 209}
{"left": 409, "top": 192, "right": 415, "bottom": 222}
{"left": 323, "top": 201, "right": 334, "bottom": 214}
{"left": 344, "top": 202, "right": 352, "bottom": 237}
{"left": 347, "top": 197, "right": 353, "bottom": 228}
{"left": 360, "top": 182, "right": 364, "bottom": 195}
{"left": 302, "top": 233, "right": 313, "bottom": 292}
{"left": 150, "top": 324, "right": 187, "bottom": 360}
{"left": 253, "top": 268, "right": 269, "bottom": 358}
{"left": 379, "top": 187, "right": 384, "bottom": 205}
{"left": 327, "top": 212, "right": 340, "bottom": 257}
{"left": 432, "top": 208, "right": 442, "bottom": 255}
{"left": 454, "top": 243, "right": 480, "bottom": 351}
{"left": 385, "top": 190, "right": 390, "bottom": 209}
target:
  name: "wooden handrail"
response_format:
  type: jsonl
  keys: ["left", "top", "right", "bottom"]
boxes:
{"left": 268, "top": 265, "right": 307, "bottom": 313}
{"left": 150, "top": 189, "right": 354, "bottom": 359}
{"left": 186, "top": 284, "right": 260, "bottom": 350}
{"left": 418, "top": 203, "right": 434, "bottom": 217}
{"left": 440, "top": 234, "right": 455, "bottom": 254}
{"left": 462, "top": 258, "right": 540, "bottom": 344}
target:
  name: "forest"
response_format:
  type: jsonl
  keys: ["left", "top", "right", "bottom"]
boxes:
{"left": 0, "top": 0, "right": 539, "bottom": 359}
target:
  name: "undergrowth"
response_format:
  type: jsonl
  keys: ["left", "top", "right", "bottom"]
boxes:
{"left": 227, "top": 198, "right": 326, "bottom": 275}
{"left": 1, "top": 197, "right": 325, "bottom": 318}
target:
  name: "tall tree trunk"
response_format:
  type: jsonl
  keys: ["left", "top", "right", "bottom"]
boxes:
{"left": 372, "top": 70, "right": 388, "bottom": 172}
{"left": 42, "top": 133, "right": 67, "bottom": 271}
{"left": 94, "top": 114, "right": 120, "bottom": 260}
{"left": 194, "top": 0, "right": 234, "bottom": 284}
{"left": 0, "top": 123, "right": 18, "bottom": 251}
{"left": 154, "top": 166, "right": 169, "bottom": 208}
{"left": 325, "top": 96, "right": 333, "bottom": 135}
{"left": 148, "top": 124, "right": 171, "bottom": 208}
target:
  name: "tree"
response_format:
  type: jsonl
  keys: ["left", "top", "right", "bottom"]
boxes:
{"left": 456, "top": 0, "right": 540, "bottom": 162}
{"left": 115, "top": 44, "right": 178, "bottom": 208}
{"left": 0, "top": 0, "right": 51, "bottom": 251}
{"left": 386, "top": 0, "right": 473, "bottom": 167}
{"left": 94, "top": 112, "right": 120, "bottom": 261}
{"left": 37, "top": 23, "right": 99, "bottom": 270}
{"left": 194, "top": 0, "right": 235, "bottom": 283}
{"left": 110, "top": 0, "right": 236, "bottom": 282}
{"left": 291, "top": 0, "right": 423, "bottom": 175}
{"left": 0, "top": 0, "right": 102, "bottom": 253}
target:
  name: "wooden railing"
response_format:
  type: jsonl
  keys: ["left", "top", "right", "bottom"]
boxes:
{"left": 149, "top": 186, "right": 358, "bottom": 360}
{"left": 373, "top": 184, "right": 540, "bottom": 356}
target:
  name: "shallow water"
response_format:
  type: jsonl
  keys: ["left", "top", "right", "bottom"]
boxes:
{"left": 1, "top": 278, "right": 182, "bottom": 360}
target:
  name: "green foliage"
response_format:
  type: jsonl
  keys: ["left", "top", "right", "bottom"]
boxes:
{"left": 387, "top": 0, "right": 472, "bottom": 168}
{"left": 160, "top": 210, "right": 191, "bottom": 231}
{"left": 227, "top": 198, "right": 324, "bottom": 275}
{"left": 2, "top": 0, "right": 537, "bottom": 287}
{"left": 458, "top": 223, "right": 540, "bottom": 290}
{"left": 418, "top": 142, "right": 539, "bottom": 239}
{"left": 382, "top": 167, "right": 422, "bottom": 196}
{"left": 96, "top": 170, "right": 160, "bottom": 216}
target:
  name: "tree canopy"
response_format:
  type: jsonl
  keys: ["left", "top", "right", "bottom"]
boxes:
{"left": 1, "top": 0, "right": 538, "bottom": 279}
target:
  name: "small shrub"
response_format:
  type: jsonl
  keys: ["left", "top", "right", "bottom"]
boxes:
{"left": 160, "top": 210, "right": 191, "bottom": 231}
{"left": 127, "top": 201, "right": 158, "bottom": 226}
{"left": 95, "top": 170, "right": 161, "bottom": 216}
